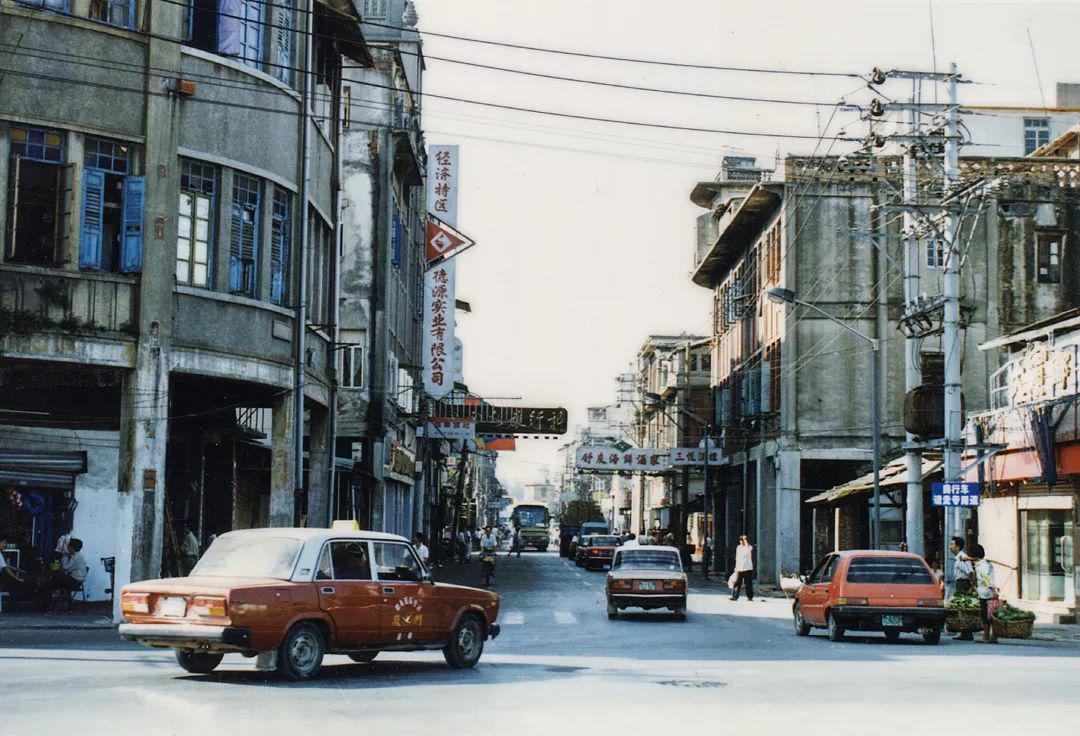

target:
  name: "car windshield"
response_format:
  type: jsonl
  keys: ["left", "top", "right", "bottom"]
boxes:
{"left": 590, "top": 536, "right": 620, "bottom": 546}
{"left": 613, "top": 550, "right": 681, "bottom": 571}
{"left": 515, "top": 507, "right": 547, "bottom": 526}
{"left": 190, "top": 535, "right": 303, "bottom": 579}
{"left": 845, "top": 556, "right": 934, "bottom": 584}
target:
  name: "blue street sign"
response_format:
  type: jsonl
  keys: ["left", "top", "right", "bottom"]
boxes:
{"left": 931, "top": 482, "right": 980, "bottom": 508}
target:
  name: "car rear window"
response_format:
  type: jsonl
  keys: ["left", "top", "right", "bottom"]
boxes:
{"left": 591, "top": 536, "right": 619, "bottom": 546}
{"left": 613, "top": 550, "right": 681, "bottom": 571}
{"left": 845, "top": 556, "right": 933, "bottom": 584}
{"left": 191, "top": 535, "right": 302, "bottom": 579}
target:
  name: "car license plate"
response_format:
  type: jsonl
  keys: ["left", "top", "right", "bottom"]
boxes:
{"left": 638, "top": 581, "right": 657, "bottom": 591}
{"left": 881, "top": 614, "right": 903, "bottom": 627}
{"left": 156, "top": 596, "right": 187, "bottom": 617}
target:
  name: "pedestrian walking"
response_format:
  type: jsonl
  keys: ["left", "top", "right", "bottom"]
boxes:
{"left": 511, "top": 529, "right": 522, "bottom": 558}
{"left": 970, "top": 544, "right": 999, "bottom": 644}
{"left": 730, "top": 535, "right": 755, "bottom": 601}
{"left": 179, "top": 520, "right": 200, "bottom": 575}
{"left": 413, "top": 532, "right": 430, "bottom": 566}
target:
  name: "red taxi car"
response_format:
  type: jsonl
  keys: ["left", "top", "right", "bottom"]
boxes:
{"left": 119, "top": 528, "right": 500, "bottom": 680}
{"left": 606, "top": 546, "right": 687, "bottom": 620}
{"left": 792, "top": 550, "right": 945, "bottom": 644}
{"left": 575, "top": 534, "right": 622, "bottom": 570}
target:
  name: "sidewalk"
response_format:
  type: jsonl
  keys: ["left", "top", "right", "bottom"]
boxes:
{"left": 0, "top": 603, "right": 115, "bottom": 630}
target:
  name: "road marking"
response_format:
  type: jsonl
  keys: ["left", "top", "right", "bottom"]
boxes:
{"left": 554, "top": 611, "right": 578, "bottom": 625}
{"left": 573, "top": 572, "right": 582, "bottom": 578}
{"left": 502, "top": 612, "right": 525, "bottom": 625}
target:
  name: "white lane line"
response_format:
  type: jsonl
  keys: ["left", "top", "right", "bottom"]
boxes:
{"left": 554, "top": 611, "right": 578, "bottom": 625}
{"left": 502, "top": 612, "right": 524, "bottom": 625}
{"left": 573, "top": 571, "right": 582, "bottom": 578}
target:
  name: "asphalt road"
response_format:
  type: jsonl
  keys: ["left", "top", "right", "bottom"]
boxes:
{"left": 3, "top": 551, "right": 1080, "bottom": 735}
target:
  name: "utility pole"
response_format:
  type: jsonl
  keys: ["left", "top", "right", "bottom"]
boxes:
{"left": 902, "top": 85, "right": 924, "bottom": 557}
{"left": 941, "top": 63, "right": 967, "bottom": 567}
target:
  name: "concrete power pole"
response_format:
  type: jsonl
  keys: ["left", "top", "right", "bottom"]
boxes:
{"left": 941, "top": 64, "right": 968, "bottom": 559}
{"left": 902, "top": 91, "right": 924, "bottom": 557}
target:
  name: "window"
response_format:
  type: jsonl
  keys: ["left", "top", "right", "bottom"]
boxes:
{"left": 328, "top": 540, "right": 372, "bottom": 580}
{"left": 80, "top": 137, "right": 143, "bottom": 273}
{"left": 313, "top": 39, "right": 341, "bottom": 134}
{"left": 338, "top": 328, "right": 365, "bottom": 388}
{"left": 926, "top": 239, "right": 945, "bottom": 269}
{"left": 1036, "top": 231, "right": 1064, "bottom": 284}
{"left": 306, "top": 212, "right": 331, "bottom": 326}
{"left": 361, "top": 0, "right": 386, "bottom": 18}
{"left": 87, "top": 0, "right": 137, "bottom": 28}
{"left": 229, "top": 174, "right": 260, "bottom": 296}
{"left": 216, "top": 0, "right": 264, "bottom": 68}
{"left": 820, "top": 556, "right": 840, "bottom": 583}
{"left": 270, "top": 187, "right": 292, "bottom": 304}
{"left": 372, "top": 542, "right": 424, "bottom": 582}
{"left": 6, "top": 126, "right": 71, "bottom": 266}
{"left": 806, "top": 555, "right": 832, "bottom": 584}
{"left": 1024, "top": 117, "right": 1050, "bottom": 155}
{"left": 273, "top": 0, "right": 294, "bottom": 85}
{"left": 845, "top": 556, "right": 933, "bottom": 584}
{"left": 177, "top": 160, "right": 216, "bottom": 287}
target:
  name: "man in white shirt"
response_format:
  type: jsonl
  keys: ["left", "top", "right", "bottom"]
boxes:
{"left": 478, "top": 526, "right": 499, "bottom": 553}
{"left": 179, "top": 521, "right": 200, "bottom": 575}
{"left": 413, "top": 532, "right": 430, "bottom": 566}
{"left": 949, "top": 536, "right": 976, "bottom": 640}
{"left": 622, "top": 533, "right": 639, "bottom": 548}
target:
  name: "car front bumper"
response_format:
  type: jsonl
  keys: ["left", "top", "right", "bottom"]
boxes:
{"left": 830, "top": 605, "right": 947, "bottom": 631}
{"left": 609, "top": 592, "right": 686, "bottom": 610}
{"left": 119, "top": 623, "right": 252, "bottom": 651}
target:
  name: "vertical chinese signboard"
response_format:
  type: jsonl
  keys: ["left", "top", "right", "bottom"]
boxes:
{"left": 423, "top": 145, "right": 459, "bottom": 399}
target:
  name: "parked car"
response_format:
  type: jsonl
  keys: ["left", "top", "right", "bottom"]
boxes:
{"left": 566, "top": 522, "right": 609, "bottom": 560}
{"left": 119, "top": 528, "right": 501, "bottom": 680}
{"left": 605, "top": 546, "right": 686, "bottom": 620}
{"left": 792, "top": 550, "right": 945, "bottom": 644}
{"left": 575, "top": 535, "right": 622, "bottom": 570}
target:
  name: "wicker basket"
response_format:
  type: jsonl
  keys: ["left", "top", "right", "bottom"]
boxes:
{"left": 946, "top": 610, "right": 983, "bottom": 632}
{"left": 992, "top": 617, "right": 1034, "bottom": 639}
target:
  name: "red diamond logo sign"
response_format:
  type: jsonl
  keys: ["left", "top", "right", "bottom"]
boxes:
{"left": 425, "top": 215, "right": 475, "bottom": 266}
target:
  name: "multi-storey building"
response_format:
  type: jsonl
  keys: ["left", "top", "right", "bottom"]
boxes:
{"left": 337, "top": 0, "right": 426, "bottom": 537}
{"left": 690, "top": 153, "right": 1080, "bottom": 584}
{"left": 0, "top": 0, "right": 371, "bottom": 610}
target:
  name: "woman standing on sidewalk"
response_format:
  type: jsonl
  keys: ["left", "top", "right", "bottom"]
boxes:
{"left": 970, "top": 544, "right": 999, "bottom": 644}
{"left": 730, "top": 536, "right": 754, "bottom": 601}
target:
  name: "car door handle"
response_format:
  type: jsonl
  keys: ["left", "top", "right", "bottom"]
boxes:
{"left": 320, "top": 586, "right": 335, "bottom": 594}
{"left": 382, "top": 586, "right": 395, "bottom": 595}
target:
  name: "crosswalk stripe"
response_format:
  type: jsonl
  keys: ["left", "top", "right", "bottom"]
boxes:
{"left": 554, "top": 611, "right": 577, "bottom": 625}
{"left": 502, "top": 612, "right": 525, "bottom": 625}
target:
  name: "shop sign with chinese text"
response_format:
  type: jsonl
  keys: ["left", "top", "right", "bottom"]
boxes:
{"left": 421, "top": 418, "right": 476, "bottom": 442}
{"left": 931, "top": 482, "right": 980, "bottom": 507}
{"left": 431, "top": 401, "right": 568, "bottom": 435}
{"left": 422, "top": 260, "right": 455, "bottom": 398}
{"left": 426, "top": 145, "right": 459, "bottom": 226}
{"left": 575, "top": 446, "right": 670, "bottom": 472}
{"left": 668, "top": 448, "right": 724, "bottom": 466}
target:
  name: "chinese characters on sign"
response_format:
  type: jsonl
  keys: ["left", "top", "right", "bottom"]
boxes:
{"left": 422, "top": 261, "right": 456, "bottom": 398}
{"left": 668, "top": 448, "right": 724, "bottom": 466}
{"left": 575, "top": 446, "right": 671, "bottom": 472}
{"left": 430, "top": 402, "right": 569, "bottom": 435}
{"left": 422, "top": 418, "right": 476, "bottom": 442}
{"left": 931, "top": 482, "right": 980, "bottom": 507}
{"left": 426, "top": 145, "right": 459, "bottom": 226}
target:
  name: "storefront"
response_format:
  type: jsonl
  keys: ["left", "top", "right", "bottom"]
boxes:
{"left": 966, "top": 309, "right": 1080, "bottom": 622}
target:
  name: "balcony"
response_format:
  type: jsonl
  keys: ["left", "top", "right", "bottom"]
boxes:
{"left": 0, "top": 264, "right": 136, "bottom": 336}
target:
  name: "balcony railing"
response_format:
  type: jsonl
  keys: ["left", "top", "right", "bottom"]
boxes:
{"left": 0, "top": 265, "right": 136, "bottom": 336}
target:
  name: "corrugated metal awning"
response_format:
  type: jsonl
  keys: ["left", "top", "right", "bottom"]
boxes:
{"left": 805, "top": 455, "right": 942, "bottom": 505}
{"left": 0, "top": 451, "right": 87, "bottom": 490}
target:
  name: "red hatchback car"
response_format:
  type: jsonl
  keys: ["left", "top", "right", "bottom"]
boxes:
{"left": 792, "top": 550, "right": 946, "bottom": 644}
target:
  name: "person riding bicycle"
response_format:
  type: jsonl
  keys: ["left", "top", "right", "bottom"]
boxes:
{"left": 479, "top": 526, "right": 498, "bottom": 555}
{"left": 478, "top": 526, "right": 498, "bottom": 583}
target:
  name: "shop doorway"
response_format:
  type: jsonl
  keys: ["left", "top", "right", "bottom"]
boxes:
{"left": 1021, "top": 509, "right": 1074, "bottom": 602}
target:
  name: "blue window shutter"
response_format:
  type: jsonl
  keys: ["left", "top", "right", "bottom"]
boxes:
{"left": 79, "top": 168, "right": 105, "bottom": 270}
{"left": 229, "top": 202, "right": 243, "bottom": 292}
{"left": 392, "top": 214, "right": 402, "bottom": 267}
{"left": 270, "top": 212, "right": 286, "bottom": 303}
{"left": 120, "top": 176, "right": 145, "bottom": 272}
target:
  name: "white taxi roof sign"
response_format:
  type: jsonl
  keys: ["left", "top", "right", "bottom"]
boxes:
{"left": 332, "top": 519, "right": 360, "bottom": 531}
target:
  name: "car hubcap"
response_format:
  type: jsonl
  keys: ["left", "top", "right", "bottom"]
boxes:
{"left": 795, "top": 609, "right": 803, "bottom": 628}
{"left": 458, "top": 625, "right": 479, "bottom": 658}
{"left": 290, "top": 632, "right": 318, "bottom": 671}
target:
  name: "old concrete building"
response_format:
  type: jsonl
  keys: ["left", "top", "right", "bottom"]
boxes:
{"left": 0, "top": 0, "right": 371, "bottom": 608}
{"left": 337, "top": 0, "right": 426, "bottom": 537}
{"left": 690, "top": 153, "right": 1080, "bottom": 584}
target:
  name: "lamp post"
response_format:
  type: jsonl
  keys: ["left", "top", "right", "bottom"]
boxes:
{"left": 766, "top": 287, "right": 882, "bottom": 550}
{"left": 644, "top": 392, "right": 717, "bottom": 577}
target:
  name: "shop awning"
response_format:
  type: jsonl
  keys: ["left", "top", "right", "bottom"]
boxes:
{"left": 805, "top": 455, "right": 942, "bottom": 506}
{"left": 315, "top": 0, "right": 374, "bottom": 67}
{"left": 0, "top": 451, "right": 87, "bottom": 490}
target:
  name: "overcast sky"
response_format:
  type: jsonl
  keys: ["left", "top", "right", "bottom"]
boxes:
{"left": 412, "top": 0, "right": 1079, "bottom": 491}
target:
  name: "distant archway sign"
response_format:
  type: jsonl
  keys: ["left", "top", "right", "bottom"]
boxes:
{"left": 430, "top": 402, "right": 568, "bottom": 435}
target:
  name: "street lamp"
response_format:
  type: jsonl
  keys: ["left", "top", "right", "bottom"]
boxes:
{"left": 644, "top": 391, "right": 717, "bottom": 577}
{"left": 766, "top": 287, "right": 882, "bottom": 550}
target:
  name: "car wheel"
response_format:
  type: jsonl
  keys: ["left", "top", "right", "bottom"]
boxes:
{"left": 793, "top": 604, "right": 811, "bottom": 636}
{"left": 921, "top": 627, "right": 941, "bottom": 645}
{"left": 827, "top": 613, "right": 845, "bottom": 642}
{"left": 883, "top": 628, "right": 901, "bottom": 643}
{"left": 607, "top": 601, "right": 617, "bottom": 620}
{"left": 348, "top": 651, "right": 378, "bottom": 663}
{"left": 443, "top": 615, "right": 485, "bottom": 668}
{"left": 278, "top": 622, "right": 325, "bottom": 681}
{"left": 174, "top": 649, "right": 224, "bottom": 674}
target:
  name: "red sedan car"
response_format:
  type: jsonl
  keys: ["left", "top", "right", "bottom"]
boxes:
{"left": 792, "top": 550, "right": 946, "bottom": 644}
